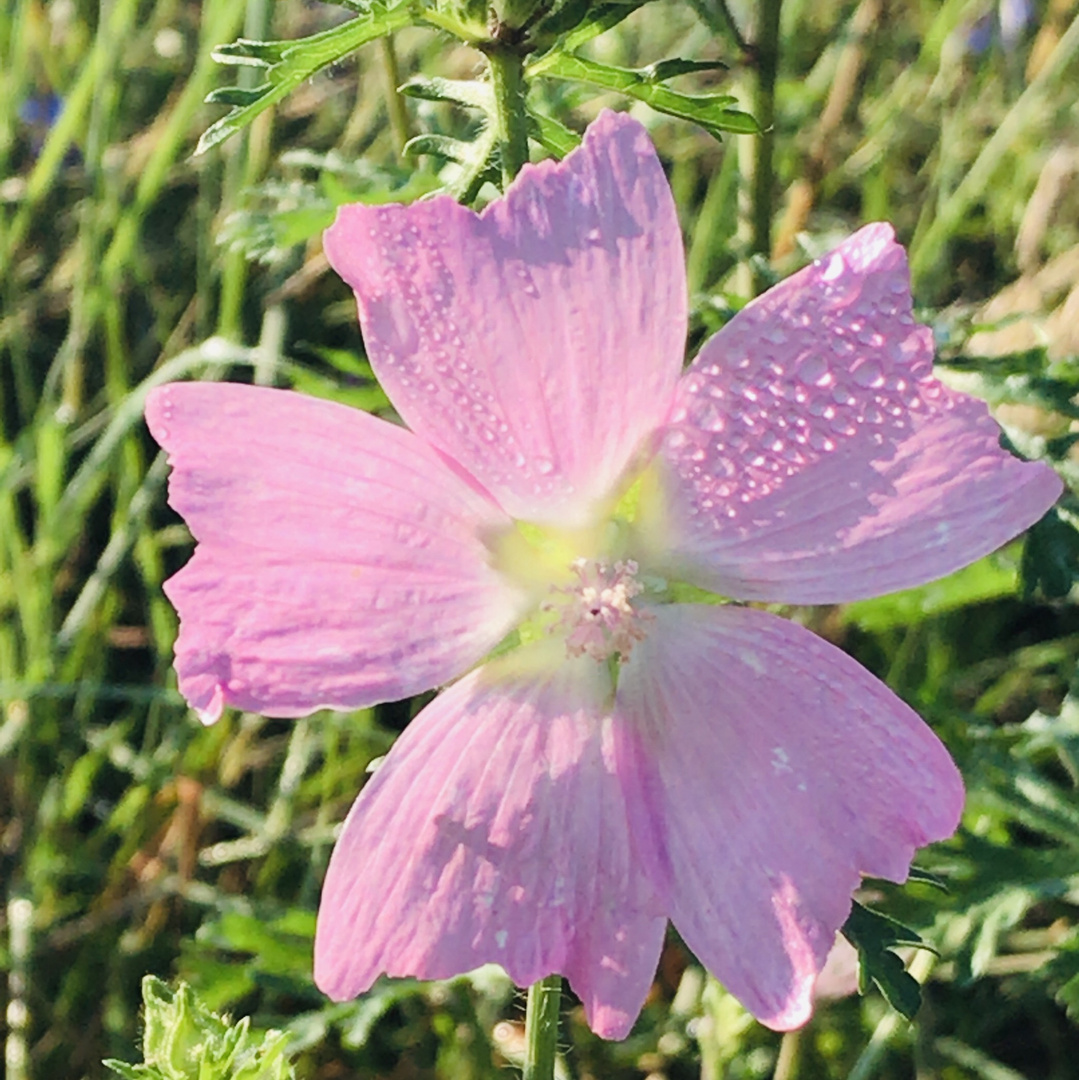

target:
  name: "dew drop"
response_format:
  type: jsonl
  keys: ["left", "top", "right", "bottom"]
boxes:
{"left": 535, "top": 458, "right": 555, "bottom": 475}
{"left": 821, "top": 252, "right": 845, "bottom": 281}
{"left": 853, "top": 359, "right": 884, "bottom": 388}
{"left": 799, "top": 354, "right": 831, "bottom": 386}
{"left": 694, "top": 400, "right": 725, "bottom": 432}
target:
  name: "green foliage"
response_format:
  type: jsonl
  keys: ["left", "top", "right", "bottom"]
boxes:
{"left": 842, "top": 902, "right": 930, "bottom": 1021}
{"left": 1022, "top": 503, "right": 1079, "bottom": 600}
{"left": 103, "top": 977, "right": 295, "bottom": 1080}
{"left": 197, "top": 2, "right": 418, "bottom": 155}
{"left": 196, "top": 0, "right": 752, "bottom": 171}
{"left": 526, "top": 52, "right": 759, "bottom": 137}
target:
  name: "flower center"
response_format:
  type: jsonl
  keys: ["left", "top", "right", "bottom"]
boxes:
{"left": 543, "top": 558, "right": 652, "bottom": 663}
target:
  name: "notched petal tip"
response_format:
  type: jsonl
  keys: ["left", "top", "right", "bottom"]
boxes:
{"left": 322, "top": 110, "right": 685, "bottom": 528}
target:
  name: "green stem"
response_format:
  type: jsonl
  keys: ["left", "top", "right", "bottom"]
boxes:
{"left": 522, "top": 975, "right": 562, "bottom": 1080}
{"left": 218, "top": 0, "right": 274, "bottom": 340}
{"left": 379, "top": 36, "right": 413, "bottom": 157}
{"left": 712, "top": 0, "right": 749, "bottom": 53}
{"left": 750, "top": 0, "right": 782, "bottom": 294}
{"left": 486, "top": 45, "right": 530, "bottom": 189}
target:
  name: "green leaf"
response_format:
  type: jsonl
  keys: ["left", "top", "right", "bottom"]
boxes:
{"left": 212, "top": 39, "right": 291, "bottom": 67}
{"left": 842, "top": 553, "right": 1019, "bottom": 633}
{"left": 197, "top": 3, "right": 417, "bottom": 156}
{"left": 537, "top": 0, "right": 648, "bottom": 50}
{"left": 1021, "top": 502, "right": 1079, "bottom": 600}
{"left": 1044, "top": 931, "right": 1079, "bottom": 1021}
{"left": 403, "top": 133, "right": 478, "bottom": 163}
{"left": 906, "top": 866, "right": 951, "bottom": 892}
{"left": 842, "top": 901, "right": 930, "bottom": 1020}
{"left": 528, "top": 52, "right": 759, "bottom": 138}
{"left": 204, "top": 86, "right": 266, "bottom": 107}
{"left": 102, "top": 1062, "right": 151, "bottom": 1080}
{"left": 399, "top": 75, "right": 493, "bottom": 111}
{"left": 527, "top": 109, "right": 581, "bottom": 156}
{"left": 641, "top": 57, "right": 728, "bottom": 81}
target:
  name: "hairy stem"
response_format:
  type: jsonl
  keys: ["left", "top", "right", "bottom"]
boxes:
{"left": 522, "top": 975, "right": 562, "bottom": 1080}
{"left": 487, "top": 44, "right": 530, "bottom": 188}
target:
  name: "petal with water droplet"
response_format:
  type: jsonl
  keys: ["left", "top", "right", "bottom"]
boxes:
{"left": 324, "top": 111, "right": 685, "bottom": 526}
{"left": 646, "top": 224, "right": 1062, "bottom": 603}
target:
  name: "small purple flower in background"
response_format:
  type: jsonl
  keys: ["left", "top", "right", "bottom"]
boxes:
{"left": 968, "top": 0, "right": 1033, "bottom": 54}
{"left": 145, "top": 112, "right": 1061, "bottom": 1038}
{"left": 18, "top": 92, "right": 66, "bottom": 163}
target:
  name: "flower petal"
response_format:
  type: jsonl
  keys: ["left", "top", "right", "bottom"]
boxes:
{"left": 314, "top": 646, "right": 667, "bottom": 1040}
{"left": 649, "top": 223, "right": 1061, "bottom": 603}
{"left": 324, "top": 111, "right": 686, "bottom": 527}
{"left": 146, "top": 382, "right": 522, "bottom": 720}
{"left": 615, "top": 604, "right": 963, "bottom": 1029}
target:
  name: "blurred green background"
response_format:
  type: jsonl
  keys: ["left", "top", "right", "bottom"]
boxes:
{"left": 3, "top": 0, "right": 1079, "bottom": 1076}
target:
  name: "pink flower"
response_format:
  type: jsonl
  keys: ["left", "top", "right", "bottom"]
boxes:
{"left": 145, "top": 112, "right": 1061, "bottom": 1039}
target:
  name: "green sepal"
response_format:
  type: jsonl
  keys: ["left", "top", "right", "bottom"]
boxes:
{"left": 197, "top": 2, "right": 418, "bottom": 156}
{"left": 528, "top": 52, "right": 759, "bottom": 138}
{"left": 103, "top": 975, "right": 296, "bottom": 1080}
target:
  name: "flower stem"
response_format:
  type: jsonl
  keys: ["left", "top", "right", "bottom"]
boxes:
{"left": 750, "top": 0, "right": 783, "bottom": 294}
{"left": 522, "top": 975, "right": 562, "bottom": 1080}
{"left": 486, "top": 44, "right": 530, "bottom": 189}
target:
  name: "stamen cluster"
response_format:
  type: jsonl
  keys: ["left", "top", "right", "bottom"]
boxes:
{"left": 545, "top": 558, "right": 651, "bottom": 662}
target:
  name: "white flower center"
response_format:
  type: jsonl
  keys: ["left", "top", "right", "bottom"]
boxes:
{"left": 544, "top": 558, "right": 652, "bottom": 662}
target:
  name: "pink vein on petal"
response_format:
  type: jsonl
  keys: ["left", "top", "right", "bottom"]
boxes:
{"left": 616, "top": 604, "right": 963, "bottom": 1029}
{"left": 314, "top": 647, "right": 667, "bottom": 1040}
{"left": 145, "top": 381, "right": 524, "bottom": 720}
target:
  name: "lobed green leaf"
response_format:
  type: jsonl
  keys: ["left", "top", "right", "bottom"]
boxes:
{"left": 399, "top": 75, "right": 493, "bottom": 111}
{"left": 842, "top": 901, "right": 931, "bottom": 1020}
{"left": 528, "top": 52, "right": 759, "bottom": 138}
{"left": 197, "top": 3, "right": 418, "bottom": 156}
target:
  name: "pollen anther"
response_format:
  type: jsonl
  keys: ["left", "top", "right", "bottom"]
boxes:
{"left": 544, "top": 558, "right": 652, "bottom": 662}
